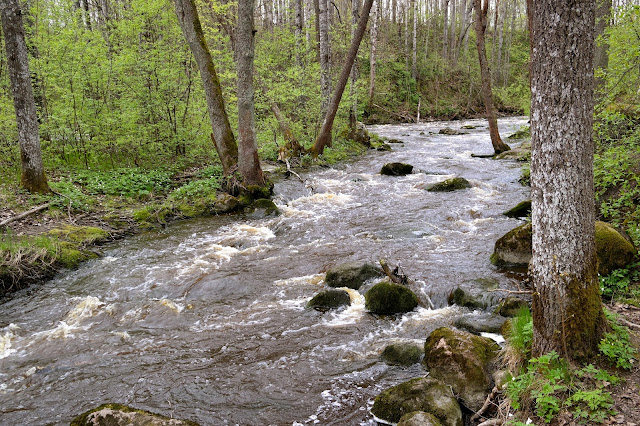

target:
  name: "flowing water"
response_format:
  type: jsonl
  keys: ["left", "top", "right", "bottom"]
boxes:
{"left": 0, "top": 117, "right": 529, "bottom": 425}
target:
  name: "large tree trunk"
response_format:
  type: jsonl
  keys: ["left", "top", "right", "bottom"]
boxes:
{"left": 312, "top": 0, "right": 374, "bottom": 156}
{"left": 473, "top": 0, "right": 510, "bottom": 154}
{"left": 173, "top": 0, "right": 238, "bottom": 175}
{"left": 442, "top": 0, "right": 449, "bottom": 59}
{"left": 349, "top": 0, "right": 360, "bottom": 125}
{"left": 369, "top": 0, "right": 379, "bottom": 105}
{"left": 236, "top": 0, "right": 265, "bottom": 186}
{"left": 411, "top": 0, "right": 417, "bottom": 79}
{"left": 530, "top": 0, "right": 604, "bottom": 361}
{"left": 1, "top": 0, "right": 50, "bottom": 194}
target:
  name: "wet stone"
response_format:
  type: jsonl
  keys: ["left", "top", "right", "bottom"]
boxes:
{"left": 324, "top": 262, "right": 383, "bottom": 290}
{"left": 381, "top": 162, "right": 414, "bottom": 176}
{"left": 381, "top": 342, "right": 424, "bottom": 366}
{"left": 455, "top": 313, "right": 508, "bottom": 334}
{"left": 426, "top": 177, "right": 471, "bottom": 192}
{"left": 307, "top": 289, "right": 351, "bottom": 311}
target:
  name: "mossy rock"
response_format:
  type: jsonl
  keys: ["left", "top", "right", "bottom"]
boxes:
{"left": 371, "top": 377, "right": 462, "bottom": 426}
{"left": 448, "top": 287, "right": 491, "bottom": 310}
{"left": 307, "top": 289, "right": 351, "bottom": 311}
{"left": 57, "top": 242, "right": 99, "bottom": 269}
{"left": 423, "top": 327, "right": 500, "bottom": 412}
{"left": 381, "top": 162, "right": 414, "bottom": 176}
{"left": 387, "top": 138, "right": 404, "bottom": 144}
{"left": 461, "top": 125, "right": 477, "bottom": 130}
{"left": 245, "top": 183, "right": 274, "bottom": 200}
{"left": 381, "top": 342, "right": 424, "bottom": 366}
{"left": 176, "top": 203, "right": 206, "bottom": 218}
{"left": 211, "top": 193, "right": 239, "bottom": 214}
{"left": 245, "top": 198, "right": 280, "bottom": 219}
{"left": 325, "top": 262, "right": 383, "bottom": 289}
{"left": 438, "top": 128, "right": 463, "bottom": 135}
{"left": 47, "top": 225, "right": 109, "bottom": 246}
{"left": 494, "top": 142, "right": 531, "bottom": 161}
{"left": 490, "top": 222, "right": 532, "bottom": 268}
{"left": 455, "top": 313, "right": 508, "bottom": 334}
{"left": 503, "top": 200, "right": 531, "bottom": 218}
{"left": 376, "top": 143, "right": 392, "bottom": 151}
{"left": 365, "top": 280, "right": 419, "bottom": 314}
{"left": 426, "top": 177, "right": 471, "bottom": 192}
{"left": 398, "top": 411, "right": 444, "bottom": 426}
{"left": 492, "top": 221, "right": 637, "bottom": 273}
{"left": 495, "top": 296, "right": 528, "bottom": 317}
{"left": 507, "top": 126, "right": 531, "bottom": 140}
{"left": 595, "top": 221, "right": 637, "bottom": 276}
{"left": 71, "top": 403, "right": 199, "bottom": 426}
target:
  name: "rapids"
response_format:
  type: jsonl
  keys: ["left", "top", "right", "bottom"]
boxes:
{"left": 0, "top": 117, "right": 529, "bottom": 425}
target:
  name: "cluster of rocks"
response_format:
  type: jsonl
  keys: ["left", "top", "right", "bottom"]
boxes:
{"left": 380, "top": 162, "right": 473, "bottom": 193}
{"left": 307, "top": 262, "right": 421, "bottom": 314}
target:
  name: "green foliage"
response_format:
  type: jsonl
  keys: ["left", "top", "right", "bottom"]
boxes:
{"left": 599, "top": 262, "right": 640, "bottom": 300}
{"left": 599, "top": 310, "right": 637, "bottom": 370}
{"left": 73, "top": 169, "right": 173, "bottom": 198}
{"left": 509, "top": 306, "right": 534, "bottom": 360}
{"left": 507, "top": 351, "right": 619, "bottom": 424}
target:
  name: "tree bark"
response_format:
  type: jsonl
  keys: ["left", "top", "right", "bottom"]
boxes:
{"left": 442, "top": 0, "right": 449, "bottom": 59}
{"left": 173, "top": 0, "right": 238, "bottom": 176}
{"left": 411, "top": 0, "right": 417, "bottom": 78}
{"left": 349, "top": 0, "right": 360, "bottom": 124}
{"left": 319, "top": 0, "right": 331, "bottom": 114}
{"left": 369, "top": 0, "right": 379, "bottom": 105}
{"left": 594, "top": 0, "right": 611, "bottom": 99}
{"left": 236, "top": 0, "right": 265, "bottom": 186}
{"left": 1, "top": 0, "right": 50, "bottom": 193}
{"left": 312, "top": 0, "right": 374, "bottom": 156}
{"left": 530, "top": 0, "right": 604, "bottom": 361}
{"left": 473, "top": 0, "right": 510, "bottom": 154}
{"left": 295, "top": 0, "right": 304, "bottom": 67}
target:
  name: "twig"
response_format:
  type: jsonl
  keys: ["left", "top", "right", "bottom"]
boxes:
{"left": 472, "top": 386, "right": 499, "bottom": 421}
{"left": 478, "top": 419, "right": 504, "bottom": 426}
{"left": 0, "top": 201, "right": 53, "bottom": 229}
{"left": 285, "top": 158, "right": 304, "bottom": 183}
{"left": 618, "top": 317, "right": 640, "bottom": 331}
{"left": 379, "top": 258, "right": 435, "bottom": 309}
{"left": 486, "top": 289, "right": 532, "bottom": 295}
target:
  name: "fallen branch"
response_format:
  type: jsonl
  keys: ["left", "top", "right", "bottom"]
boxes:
{"left": 0, "top": 201, "right": 53, "bottom": 229}
{"left": 487, "top": 289, "right": 533, "bottom": 295}
{"left": 379, "top": 258, "right": 435, "bottom": 309}
{"left": 285, "top": 159, "right": 305, "bottom": 183}
{"left": 472, "top": 386, "right": 500, "bottom": 422}
{"left": 478, "top": 419, "right": 504, "bottom": 426}
{"left": 618, "top": 317, "right": 640, "bottom": 331}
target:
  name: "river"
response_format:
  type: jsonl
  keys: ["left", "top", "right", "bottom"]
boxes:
{"left": 0, "top": 117, "right": 529, "bottom": 425}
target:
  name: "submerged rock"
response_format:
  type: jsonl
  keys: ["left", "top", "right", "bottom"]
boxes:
{"left": 371, "top": 377, "right": 462, "bottom": 426}
{"left": 381, "top": 162, "right": 414, "bottom": 176}
{"left": 490, "top": 223, "right": 532, "bottom": 268}
{"left": 503, "top": 200, "right": 531, "bottom": 218}
{"left": 426, "top": 177, "right": 471, "bottom": 192}
{"left": 307, "top": 289, "right": 351, "bottom": 311}
{"left": 491, "top": 221, "right": 637, "bottom": 274}
{"left": 365, "top": 280, "right": 420, "bottom": 314}
{"left": 324, "top": 262, "right": 383, "bottom": 290}
{"left": 70, "top": 403, "right": 199, "bottom": 426}
{"left": 245, "top": 198, "right": 280, "bottom": 219}
{"left": 398, "top": 412, "right": 444, "bottom": 426}
{"left": 381, "top": 342, "right": 424, "bottom": 366}
{"left": 212, "top": 193, "right": 239, "bottom": 213}
{"left": 423, "top": 327, "right": 500, "bottom": 412}
{"left": 455, "top": 313, "right": 508, "bottom": 334}
{"left": 376, "top": 143, "right": 392, "bottom": 151}
{"left": 438, "top": 128, "right": 463, "bottom": 135}
{"left": 387, "top": 138, "right": 404, "bottom": 144}
{"left": 496, "top": 296, "right": 528, "bottom": 317}
{"left": 448, "top": 287, "right": 492, "bottom": 310}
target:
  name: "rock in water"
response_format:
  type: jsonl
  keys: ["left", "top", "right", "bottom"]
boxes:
{"left": 371, "top": 377, "right": 462, "bottom": 426}
{"left": 490, "top": 223, "right": 532, "bottom": 268}
{"left": 503, "top": 200, "right": 531, "bottom": 218}
{"left": 381, "top": 162, "right": 414, "bottom": 176}
{"left": 426, "top": 177, "right": 471, "bottom": 192}
{"left": 307, "top": 289, "right": 351, "bottom": 310}
{"left": 423, "top": 327, "right": 499, "bottom": 412}
{"left": 381, "top": 342, "right": 424, "bottom": 366}
{"left": 71, "top": 403, "right": 199, "bottom": 426}
{"left": 398, "top": 412, "right": 444, "bottom": 426}
{"left": 365, "top": 280, "right": 419, "bottom": 314}
{"left": 324, "top": 262, "right": 383, "bottom": 290}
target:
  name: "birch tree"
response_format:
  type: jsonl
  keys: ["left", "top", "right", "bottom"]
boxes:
{"left": 1, "top": 0, "right": 50, "bottom": 193}
{"left": 530, "top": 0, "right": 605, "bottom": 360}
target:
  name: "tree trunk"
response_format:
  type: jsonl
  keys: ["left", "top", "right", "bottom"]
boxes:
{"left": 594, "top": 0, "right": 611, "bottom": 99}
{"left": 442, "top": 0, "right": 449, "bottom": 59}
{"left": 530, "top": 0, "right": 604, "bottom": 361}
{"left": 449, "top": 0, "right": 456, "bottom": 63}
{"left": 473, "top": 0, "right": 510, "bottom": 154}
{"left": 369, "top": 0, "right": 379, "bottom": 105}
{"left": 411, "top": 0, "right": 417, "bottom": 78}
{"left": 349, "top": 0, "right": 360, "bottom": 124}
{"left": 1, "top": 0, "right": 50, "bottom": 193}
{"left": 173, "top": 0, "right": 238, "bottom": 175}
{"left": 295, "top": 0, "right": 304, "bottom": 67}
{"left": 236, "top": 0, "right": 265, "bottom": 186}
{"left": 319, "top": 0, "right": 331, "bottom": 114}
{"left": 312, "top": 0, "right": 374, "bottom": 156}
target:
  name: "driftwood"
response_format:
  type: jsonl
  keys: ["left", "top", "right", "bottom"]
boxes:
{"left": 284, "top": 159, "right": 304, "bottom": 183}
{"left": 477, "top": 419, "right": 504, "bottom": 426}
{"left": 471, "top": 386, "right": 500, "bottom": 422}
{"left": 379, "top": 258, "right": 435, "bottom": 309}
{"left": 0, "top": 201, "right": 53, "bottom": 229}
{"left": 471, "top": 153, "right": 497, "bottom": 158}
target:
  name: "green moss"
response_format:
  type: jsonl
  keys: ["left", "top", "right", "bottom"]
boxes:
{"left": 503, "top": 200, "right": 532, "bottom": 218}
{"left": 176, "top": 203, "right": 206, "bottom": 218}
{"left": 365, "top": 280, "right": 419, "bottom": 314}
{"left": 57, "top": 242, "right": 98, "bottom": 269}
{"left": 381, "top": 343, "right": 424, "bottom": 366}
{"left": 132, "top": 206, "right": 153, "bottom": 222}
{"left": 595, "top": 221, "right": 637, "bottom": 275}
{"left": 47, "top": 225, "right": 109, "bottom": 246}
{"left": 70, "top": 403, "right": 200, "bottom": 426}
{"left": 426, "top": 177, "right": 471, "bottom": 192}
{"left": 307, "top": 289, "right": 351, "bottom": 310}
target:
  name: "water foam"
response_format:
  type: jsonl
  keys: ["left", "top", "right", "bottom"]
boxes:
{"left": 0, "top": 324, "right": 20, "bottom": 359}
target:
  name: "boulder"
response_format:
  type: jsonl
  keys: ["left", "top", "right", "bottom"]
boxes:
{"left": 381, "top": 342, "right": 424, "bottom": 366}
{"left": 324, "top": 262, "right": 383, "bottom": 290}
{"left": 212, "top": 193, "right": 239, "bottom": 213}
{"left": 461, "top": 125, "right": 477, "bottom": 130}
{"left": 376, "top": 143, "right": 393, "bottom": 151}
{"left": 455, "top": 314, "right": 508, "bottom": 334}
{"left": 71, "top": 403, "right": 199, "bottom": 426}
{"left": 496, "top": 296, "right": 528, "bottom": 317}
{"left": 365, "top": 280, "right": 420, "bottom": 314}
{"left": 371, "top": 377, "right": 462, "bottom": 426}
{"left": 307, "top": 289, "right": 351, "bottom": 311}
{"left": 595, "top": 221, "right": 637, "bottom": 275}
{"left": 439, "top": 128, "right": 464, "bottom": 135}
{"left": 503, "top": 200, "right": 531, "bottom": 218}
{"left": 448, "top": 287, "right": 491, "bottom": 310}
{"left": 388, "top": 138, "right": 404, "bottom": 144}
{"left": 494, "top": 142, "right": 531, "bottom": 161}
{"left": 245, "top": 198, "right": 280, "bottom": 219}
{"left": 426, "top": 177, "right": 471, "bottom": 192}
{"left": 490, "top": 223, "right": 532, "bottom": 268}
{"left": 423, "top": 327, "right": 500, "bottom": 412}
{"left": 381, "top": 162, "right": 414, "bottom": 176}
{"left": 491, "top": 221, "right": 637, "bottom": 274}
{"left": 398, "top": 412, "right": 444, "bottom": 426}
